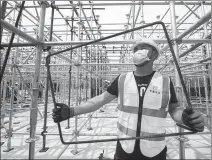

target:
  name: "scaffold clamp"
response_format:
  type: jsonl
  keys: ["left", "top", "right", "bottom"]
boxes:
{"left": 41, "top": 131, "right": 47, "bottom": 136}
{"left": 74, "top": 62, "right": 81, "bottom": 67}
{"left": 175, "top": 136, "right": 189, "bottom": 142}
{"left": 73, "top": 130, "right": 79, "bottom": 137}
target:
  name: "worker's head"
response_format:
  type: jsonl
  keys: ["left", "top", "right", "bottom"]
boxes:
{"left": 131, "top": 39, "right": 160, "bottom": 67}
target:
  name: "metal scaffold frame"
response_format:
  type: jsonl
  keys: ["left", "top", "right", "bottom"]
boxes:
{"left": 0, "top": 1, "right": 211, "bottom": 159}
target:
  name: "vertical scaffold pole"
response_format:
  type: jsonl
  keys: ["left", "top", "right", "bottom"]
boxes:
{"left": 40, "top": 1, "right": 54, "bottom": 152}
{"left": 0, "top": 2, "right": 7, "bottom": 96}
{"left": 131, "top": 2, "right": 135, "bottom": 39}
{"left": 67, "top": 9, "right": 74, "bottom": 129}
{"left": 210, "top": 3, "right": 212, "bottom": 159}
{"left": 141, "top": 2, "right": 144, "bottom": 37}
{"left": 3, "top": 4, "right": 24, "bottom": 152}
{"left": 71, "top": 3, "right": 82, "bottom": 155}
{"left": 28, "top": 1, "right": 48, "bottom": 159}
{"left": 197, "top": 78, "right": 202, "bottom": 104}
{"left": 87, "top": 6, "right": 93, "bottom": 129}
{"left": 201, "top": 2, "right": 210, "bottom": 116}
{"left": 170, "top": 1, "right": 185, "bottom": 159}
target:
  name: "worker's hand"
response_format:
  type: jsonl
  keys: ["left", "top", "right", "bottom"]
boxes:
{"left": 52, "top": 103, "right": 74, "bottom": 123}
{"left": 182, "top": 108, "right": 204, "bottom": 132}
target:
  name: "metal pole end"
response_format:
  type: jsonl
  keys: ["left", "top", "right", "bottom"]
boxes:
{"left": 38, "top": 1, "right": 50, "bottom": 8}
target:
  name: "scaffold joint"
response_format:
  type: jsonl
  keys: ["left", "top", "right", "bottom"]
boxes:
{"left": 74, "top": 62, "right": 81, "bottom": 67}
{"left": 43, "top": 45, "right": 51, "bottom": 52}
{"left": 41, "top": 131, "right": 47, "bottom": 136}
{"left": 31, "top": 88, "right": 40, "bottom": 91}
{"left": 175, "top": 136, "right": 189, "bottom": 142}
{"left": 37, "top": 1, "right": 50, "bottom": 8}
{"left": 25, "top": 136, "right": 40, "bottom": 143}
{"left": 73, "top": 130, "right": 79, "bottom": 137}
{"left": 176, "top": 38, "right": 182, "bottom": 45}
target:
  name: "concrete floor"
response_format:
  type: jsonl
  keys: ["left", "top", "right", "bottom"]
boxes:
{"left": 1, "top": 100, "right": 211, "bottom": 159}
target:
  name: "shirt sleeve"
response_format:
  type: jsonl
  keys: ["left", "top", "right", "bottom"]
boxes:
{"left": 106, "top": 75, "right": 120, "bottom": 97}
{"left": 169, "top": 79, "right": 178, "bottom": 104}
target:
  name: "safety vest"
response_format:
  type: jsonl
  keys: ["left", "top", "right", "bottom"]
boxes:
{"left": 117, "top": 72, "right": 170, "bottom": 157}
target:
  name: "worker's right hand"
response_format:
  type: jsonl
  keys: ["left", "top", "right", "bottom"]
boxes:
{"left": 182, "top": 107, "right": 204, "bottom": 132}
{"left": 52, "top": 103, "right": 75, "bottom": 123}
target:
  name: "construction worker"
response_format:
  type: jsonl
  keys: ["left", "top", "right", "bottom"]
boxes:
{"left": 52, "top": 39, "right": 204, "bottom": 160}
{"left": 13, "top": 82, "right": 18, "bottom": 103}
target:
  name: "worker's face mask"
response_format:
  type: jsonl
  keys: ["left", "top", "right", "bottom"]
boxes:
{"left": 133, "top": 48, "right": 151, "bottom": 67}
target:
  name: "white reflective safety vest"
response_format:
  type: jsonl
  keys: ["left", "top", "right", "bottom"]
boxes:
{"left": 117, "top": 72, "right": 170, "bottom": 157}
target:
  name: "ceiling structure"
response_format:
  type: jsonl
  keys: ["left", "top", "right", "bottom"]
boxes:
{"left": 1, "top": 1, "right": 211, "bottom": 80}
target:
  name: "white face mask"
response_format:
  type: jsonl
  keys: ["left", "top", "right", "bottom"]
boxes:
{"left": 133, "top": 49, "right": 150, "bottom": 66}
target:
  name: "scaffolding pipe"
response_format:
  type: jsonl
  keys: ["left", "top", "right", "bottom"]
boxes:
{"left": 2, "top": 39, "right": 211, "bottom": 47}
{"left": 178, "top": 11, "right": 211, "bottom": 39}
{"left": 70, "top": 1, "right": 91, "bottom": 40}
{"left": 33, "top": 1, "right": 39, "bottom": 20}
{"left": 5, "top": 2, "right": 212, "bottom": 7}
{"left": 131, "top": 2, "right": 135, "bottom": 39}
{"left": 180, "top": 34, "right": 211, "bottom": 58}
{"left": 1, "top": 3, "right": 25, "bottom": 152}
{"left": 0, "top": 2, "right": 25, "bottom": 84}
{"left": 0, "top": 1, "right": 7, "bottom": 114}
{"left": 81, "top": 2, "right": 95, "bottom": 40}
{"left": 170, "top": 1, "right": 185, "bottom": 159}
{"left": 4, "top": 21, "right": 21, "bottom": 152}
{"left": 5, "top": 4, "right": 105, "bottom": 9}
{"left": 148, "top": 7, "right": 170, "bottom": 38}
{"left": 40, "top": 1, "right": 55, "bottom": 153}
{"left": 0, "top": 113, "right": 52, "bottom": 138}
{"left": 2, "top": 131, "right": 210, "bottom": 137}
{"left": 14, "top": 28, "right": 210, "bottom": 32}
{"left": 0, "top": 1, "right": 7, "bottom": 46}
{"left": 161, "top": 10, "right": 211, "bottom": 52}
{"left": 57, "top": 113, "right": 96, "bottom": 159}
{"left": 10, "top": 1, "right": 63, "bottom": 42}
{"left": 28, "top": 1, "right": 48, "bottom": 159}
{"left": 67, "top": 9, "right": 74, "bottom": 130}
{"left": 89, "top": 1, "right": 101, "bottom": 33}
{"left": 71, "top": 4, "right": 82, "bottom": 154}
{"left": 87, "top": 3, "right": 93, "bottom": 131}
{"left": 3, "top": 62, "right": 210, "bottom": 67}
{"left": 20, "top": 29, "right": 52, "bottom": 65}
{"left": 210, "top": 3, "right": 212, "bottom": 158}
{"left": 182, "top": 1, "right": 200, "bottom": 19}
{"left": 0, "top": 19, "right": 39, "bottom": 44}
{"left": 159, "top": 33, "right": 211, "bottom": 72}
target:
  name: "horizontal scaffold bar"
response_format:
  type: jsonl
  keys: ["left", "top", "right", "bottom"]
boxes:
{"left": 3, "top": 62, "right": 210, "bottom": 67}
{"left": 0, "top": 19, "right": 40, "bottom": 44}
{"left": 1, "top": 39, "right": 211, "bottom": 47}
{"left": 5, "top": 2, "right": 211, "bottom": 9}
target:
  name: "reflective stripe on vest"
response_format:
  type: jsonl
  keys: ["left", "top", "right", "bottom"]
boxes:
{"left": 117, "top": 122, "right": 165, "bottom": 141}
{"left": 117, "top": 72, "right": 170, "bottom": 157}
{"left": 118, "top": 104, "right": 167, "bottom": 118}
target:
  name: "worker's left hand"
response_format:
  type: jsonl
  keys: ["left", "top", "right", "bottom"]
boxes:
{"left": 182, "top": 108, "right": 204, "bottom": 132}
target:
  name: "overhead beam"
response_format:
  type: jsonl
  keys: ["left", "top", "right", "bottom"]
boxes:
{"left": 180, "top": 33, "right": 211, "bottom": 58}
{"left": 161, "top": 10, "right": 211, "bottom": 52}
{"left": 1, "top": 39, "right": 211, "bottom": 47}
{"left": 5, "top": 2, "right": 208, "bottom": 7}
{"left": 1, "top": 19, "right": 40, "bottom": 44}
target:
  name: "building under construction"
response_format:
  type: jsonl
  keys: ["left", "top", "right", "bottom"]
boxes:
{"left": 0, "top": 1, "right": 212, "bottom": 159}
